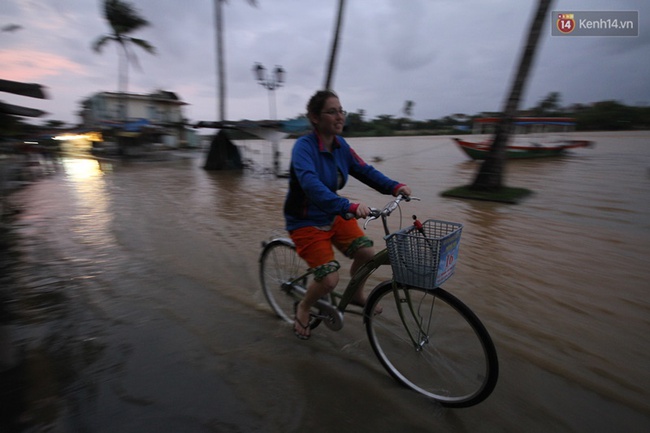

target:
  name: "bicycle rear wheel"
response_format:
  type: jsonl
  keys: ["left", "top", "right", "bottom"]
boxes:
{"left": 365, "top": 281, "right": 498, "bottom": 408}
{"left": 260, "top": 239, "right": 306, "bottom": 323}
{"left": 259, "top": 239, "right": 325, "bottom": 328}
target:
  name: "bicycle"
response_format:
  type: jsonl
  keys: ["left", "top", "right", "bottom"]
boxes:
{"left": 259, "top": 195, "right": 498, "bottom": 407}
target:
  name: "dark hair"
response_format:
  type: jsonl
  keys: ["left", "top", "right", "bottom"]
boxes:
{"left": 307, "top": 90, "right": 338, "bottom": 120}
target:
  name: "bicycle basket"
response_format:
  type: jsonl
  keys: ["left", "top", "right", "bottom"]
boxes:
{"left": 385, "top": 219, "right": 463, "bottom": 289}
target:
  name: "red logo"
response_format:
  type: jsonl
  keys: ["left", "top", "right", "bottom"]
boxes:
{"left": 557, "top": 13, "right": 575, "bottom": 34}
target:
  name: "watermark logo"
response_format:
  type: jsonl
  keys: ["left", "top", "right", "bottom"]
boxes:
{"left": 556, "top": 13, "right": 575, "bottom": 34}
{"left": 552, "top": 11, "right": 638, "bottom": 37}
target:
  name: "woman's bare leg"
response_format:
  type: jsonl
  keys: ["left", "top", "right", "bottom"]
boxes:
{"left": 294, "top": 272, "right": 338, "bottom": 338}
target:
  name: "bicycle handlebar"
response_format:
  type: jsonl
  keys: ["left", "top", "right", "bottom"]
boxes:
{"left": 363, "top": 194, "right": 420, "bottom": 233}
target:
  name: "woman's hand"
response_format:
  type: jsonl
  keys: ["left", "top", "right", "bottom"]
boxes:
{"left": 355, "top": 203, "right": 372, "bottom": 219}
{"left": 396, "top": 185, "right": 412, "bottom": 198}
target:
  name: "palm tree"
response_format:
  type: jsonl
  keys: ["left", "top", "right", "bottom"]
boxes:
{"left": 471, "top": 0, "right": 553, "bottom": 192}
{"left": 214, "top": 0, "right": 257, "bottom": 122}
{"left": 92, "top": 0, "right": 156, "bottom": 121}
{"left": 324, "top": 0, "right": 346, "bottom": 90}
{"left": 403, "top": 100, "right": 414, "bottom": 118}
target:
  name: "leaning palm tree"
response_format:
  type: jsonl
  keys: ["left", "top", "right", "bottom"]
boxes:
{"left": 324, "top": 0, "right": 346, "bottom": 90}
{"left": 470, "top": 0, "right": 553, "bottom": 192}
{"left": 214, "top": 0, "right": 257, "bottom": 121}
{"left": 92, "top": 0, "right": 155, "bottom": 121}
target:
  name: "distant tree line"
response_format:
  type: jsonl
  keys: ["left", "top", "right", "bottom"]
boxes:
{"left": 336, "top": 93, "right": 650, "bottom": 137}
{"left": 2, "top": 94, "right": 649, "bottom": 141}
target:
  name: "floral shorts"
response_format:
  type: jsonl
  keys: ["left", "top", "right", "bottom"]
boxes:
{"left": 289, "top": 216, "right": 374, "bottom": 270}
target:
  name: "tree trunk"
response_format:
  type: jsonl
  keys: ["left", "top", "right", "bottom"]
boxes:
{"left": 119, "top": 42, "right": 130, "bottom": 121}
{"left": 116, "top": 41, "right": 129, "bottom": 156}
{"left": 324, "top": 0, "right": 346, "bottom": 90}
{"left": 117, "top": 42, "right": 128, "bottom": 122}
{"left": 471, "top": 0, "right": 553, "bottom": 191}
{"left": 215, "top": 0, "right": 226, "bottom": 122}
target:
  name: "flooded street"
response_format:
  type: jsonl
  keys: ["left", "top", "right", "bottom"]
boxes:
{"left": 2, "top": 131, "right": 649, "bottom": 432}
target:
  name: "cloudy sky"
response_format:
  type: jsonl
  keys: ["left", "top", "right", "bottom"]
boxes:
{"left": 1, "top": 0, "right": 648, "bottom": 126}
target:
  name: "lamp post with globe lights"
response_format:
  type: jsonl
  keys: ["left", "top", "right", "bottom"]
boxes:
{"left": 253, "top": 63, "right": 285, "bottom": 175}
{"left": 253, "top": 63, "right": 285, "bottom": 120}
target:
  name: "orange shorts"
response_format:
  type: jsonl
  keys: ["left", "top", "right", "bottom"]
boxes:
{"left": 289, "top": 216, "right": 373, "bottom": 268}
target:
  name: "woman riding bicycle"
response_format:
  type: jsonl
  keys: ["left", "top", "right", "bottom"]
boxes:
{"left": 284, "top": 90, "right": 411, "bottom": 339}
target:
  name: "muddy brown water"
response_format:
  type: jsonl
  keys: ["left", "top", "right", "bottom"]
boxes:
{"left": 2, "top": 132, "right": 649, "bottom": 432}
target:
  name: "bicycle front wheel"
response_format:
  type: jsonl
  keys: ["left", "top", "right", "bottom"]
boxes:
{"left": 365, "top": 281, "right": 498, "bottom": 408}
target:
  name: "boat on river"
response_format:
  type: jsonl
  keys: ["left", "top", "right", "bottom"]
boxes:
{"left": 453, "top": 117, "right": 593, "bottom": 160}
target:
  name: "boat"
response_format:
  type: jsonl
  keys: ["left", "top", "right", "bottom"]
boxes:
{"left": 453, "top": 117, "right": 593, "bottom": 160}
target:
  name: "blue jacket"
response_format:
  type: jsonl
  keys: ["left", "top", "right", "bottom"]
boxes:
{"left": 284, "top": 132, "right": 402, "bottom": 231}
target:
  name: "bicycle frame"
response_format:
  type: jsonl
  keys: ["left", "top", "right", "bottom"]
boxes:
{"left": 336, "top": 248, "right": 390, "bottom": 310}
{"left": 284, "top": 244, "right": 433, "bottom": 350}
{"left": 282, "top": 247, "right": 390, "bottom": 322}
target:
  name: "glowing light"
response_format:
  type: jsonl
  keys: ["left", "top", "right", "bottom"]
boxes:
{"left": 53, "top": 131, "right": 103, "bottom": 142}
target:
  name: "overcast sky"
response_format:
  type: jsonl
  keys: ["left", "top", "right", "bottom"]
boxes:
{"left": 1, "top": 0, "right": 649, "bottom": 126}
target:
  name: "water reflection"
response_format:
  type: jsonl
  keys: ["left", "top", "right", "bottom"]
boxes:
{"left": 60, "top": 158, "right": 114, "bottom": 253}
{"left": 61, "top": 158, "right": 104, "bottom": 181}
{"left": 0, "top": 158, "right": 123, "bottom": 431}
{"left": 203, "top": 171, "right": 249, "bottom": 220}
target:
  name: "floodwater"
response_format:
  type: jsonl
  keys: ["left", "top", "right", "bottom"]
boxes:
{"left": 1, "top": 131, "right": 649, "bottom": 432}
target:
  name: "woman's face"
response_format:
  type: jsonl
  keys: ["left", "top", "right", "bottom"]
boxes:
{"left": 311, "top": 96, "right": 345, "bottom": 136}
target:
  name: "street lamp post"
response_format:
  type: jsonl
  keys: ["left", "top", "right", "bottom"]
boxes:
{"left": 253, "top": 63, "right": 285, "bottom": 120}
{"left": 253, "top": 63, "right": 285, "bottom": 175}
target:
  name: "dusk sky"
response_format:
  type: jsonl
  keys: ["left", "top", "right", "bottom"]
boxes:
{"left": 1, "top": 0, "right": 648, "bottom": 126}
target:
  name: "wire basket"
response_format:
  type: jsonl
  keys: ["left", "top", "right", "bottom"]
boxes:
{"left": 385, "top": 219, "right": 463, "bottom": 289}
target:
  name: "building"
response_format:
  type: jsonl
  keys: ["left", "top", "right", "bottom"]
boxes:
{"left": 80, "top": 90, "right": 196, "bottom": 148}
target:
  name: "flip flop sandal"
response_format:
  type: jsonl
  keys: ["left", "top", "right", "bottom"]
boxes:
{"left": 293, "top": 317, "right": 311, "bottom": 340}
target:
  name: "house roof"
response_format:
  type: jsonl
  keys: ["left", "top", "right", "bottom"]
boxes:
{"left": 93, "top": 91, "right": 188, "bottom": 105}
{"left": 0, "top": 79, "right": 48, "bottom": 99}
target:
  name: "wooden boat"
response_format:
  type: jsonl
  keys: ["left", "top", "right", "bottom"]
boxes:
{"left": 453, "top": 117, "right": 593, "bottom": 160}
{"left": 453, "top": 137, "right": 593, "bottom": 160}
